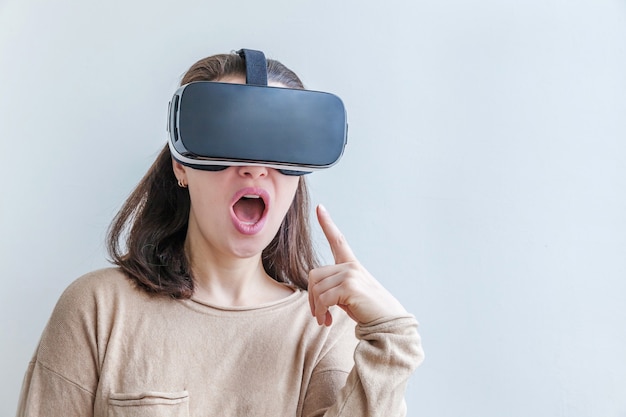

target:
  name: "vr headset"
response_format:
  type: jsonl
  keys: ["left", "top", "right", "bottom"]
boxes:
{"left": 167, "top": 49, "right": 348, "bottom": 175}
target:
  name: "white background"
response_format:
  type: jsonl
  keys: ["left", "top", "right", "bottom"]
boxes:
{"left": 1, "top": 1, "right": 625, "bottom": 416}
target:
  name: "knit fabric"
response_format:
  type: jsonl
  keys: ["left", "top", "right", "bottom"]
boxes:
{"left": 17, "top": 268, "right": 423, "bottom": 417}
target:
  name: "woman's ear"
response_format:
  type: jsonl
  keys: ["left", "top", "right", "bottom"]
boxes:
{"left": 172, "top": 158, "right": 188, "bottom": 185}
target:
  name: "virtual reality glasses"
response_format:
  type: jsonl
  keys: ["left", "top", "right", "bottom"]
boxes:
{"left": 167, "top": 49, "right": 348, "bottom": 175}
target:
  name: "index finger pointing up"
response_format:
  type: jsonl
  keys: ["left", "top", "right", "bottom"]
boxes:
{"left": 316, "top": 204, "right": 357, "bottom": 264}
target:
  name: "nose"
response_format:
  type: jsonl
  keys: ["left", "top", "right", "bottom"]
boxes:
{"left": 237, "top": 165, "right": 268, "bottom": 179}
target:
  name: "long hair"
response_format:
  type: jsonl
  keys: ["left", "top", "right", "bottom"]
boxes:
{"left": 107, "top": 53, "right": 319, "bottom": 298}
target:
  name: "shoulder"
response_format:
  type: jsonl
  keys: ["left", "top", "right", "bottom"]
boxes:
{"left": 32, "top": 269, "right": 140, "bottom": 394}
{"left": 67, "top": 266, "right": 133, "bottom": 289}
{"left": 40, "top": 268, "right": 159, "bottom": 351}
{"left": 59, "top": 267, "right": 137, "bottom": 300}
{"left": 52, "top": 267, "right": 153, "bottom": 318}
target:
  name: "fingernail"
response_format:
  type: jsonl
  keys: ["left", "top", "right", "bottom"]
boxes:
{"left": 318, "top": 204, "right": 327, "bottom": 213}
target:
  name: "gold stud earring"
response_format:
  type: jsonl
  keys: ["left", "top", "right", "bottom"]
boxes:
{"left": 177, "top": 179, "right": 187, "bottom": 188}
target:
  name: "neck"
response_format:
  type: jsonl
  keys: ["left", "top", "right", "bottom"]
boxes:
{"left": 184, "top": 239, "right": 293, "bottom": 307}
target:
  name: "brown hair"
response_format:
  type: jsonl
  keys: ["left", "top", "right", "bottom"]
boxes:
{"left": 107, "top": 53, "right": 318, "bottom": 298}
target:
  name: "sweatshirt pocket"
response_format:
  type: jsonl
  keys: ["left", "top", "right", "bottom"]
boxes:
{"left": 108, "top": 391, "right": 189, "bottom": 417}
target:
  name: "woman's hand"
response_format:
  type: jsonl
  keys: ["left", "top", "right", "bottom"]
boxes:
{"left": 308, "top": 205, "right": 408, "bottom": 326}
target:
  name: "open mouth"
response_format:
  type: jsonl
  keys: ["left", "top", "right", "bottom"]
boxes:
{"left": 232, "top": 188, "right": 269, "bottom": 229}
{"left": 233, "top": 194, "right": 267, "bottom": 225}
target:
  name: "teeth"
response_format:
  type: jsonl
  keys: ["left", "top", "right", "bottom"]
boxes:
{"left": 243, "top": 194, "right": 260, "bottom": 199}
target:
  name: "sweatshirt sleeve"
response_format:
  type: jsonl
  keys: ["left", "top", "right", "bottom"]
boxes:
{"left": 16, "top": 277, "right": 100, "bottom": 417}
{"left": 302, "top": 315, "right": 424, "bottom": 417}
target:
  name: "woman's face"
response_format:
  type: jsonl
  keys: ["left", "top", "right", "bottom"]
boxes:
{"left": 175, "top": 163, "right": 300, "bottom": 260}
{"left": 173, "top": 75, "right": 300, "bottom": 261}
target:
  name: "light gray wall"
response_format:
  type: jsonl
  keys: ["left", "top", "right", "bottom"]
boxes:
{"left": 1, "top": 1, "right": 625, "bottom": 416}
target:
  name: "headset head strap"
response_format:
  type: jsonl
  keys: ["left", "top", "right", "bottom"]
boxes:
{"left": 237, "top": 49, "right": 268, "bottom": 86}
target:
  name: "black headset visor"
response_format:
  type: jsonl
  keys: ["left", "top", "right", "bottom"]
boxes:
{"left": 167, "top": 81, "right": 347, "bottom": 174}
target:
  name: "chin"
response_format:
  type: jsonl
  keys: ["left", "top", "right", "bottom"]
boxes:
{"left": 230, "top": 236, "right": 274, "bottom": 260}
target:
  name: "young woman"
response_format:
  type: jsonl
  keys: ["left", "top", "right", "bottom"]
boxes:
{"left": 17, "top": 52, "right": 424, "bottom": 417}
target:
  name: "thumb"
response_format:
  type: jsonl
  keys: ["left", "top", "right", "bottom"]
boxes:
{"left": 317, "top": 204, "right": 357, "bottom": 264}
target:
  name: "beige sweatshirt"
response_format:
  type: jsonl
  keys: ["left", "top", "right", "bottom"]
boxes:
{"left": 17, "top": 268, "right": 424, "bottom": 417}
